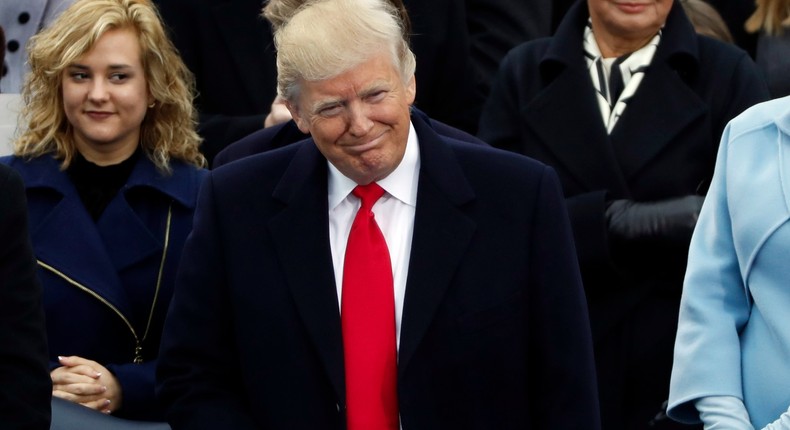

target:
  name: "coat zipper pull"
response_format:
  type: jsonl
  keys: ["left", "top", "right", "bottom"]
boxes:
{"left": 134, "top": 343, "right": 143, "bottom": 364}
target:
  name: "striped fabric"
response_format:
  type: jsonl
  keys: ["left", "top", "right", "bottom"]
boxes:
{"left": 584, "top": 21, "right": 661, "bottom": 133}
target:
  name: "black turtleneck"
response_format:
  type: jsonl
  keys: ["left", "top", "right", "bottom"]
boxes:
{"left": 67, "top": 149, "right": 140, "bottom": 221}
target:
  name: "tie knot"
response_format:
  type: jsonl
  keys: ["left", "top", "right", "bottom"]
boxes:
{"left": 352, "top": 183, "right": 385, "bottom": 210}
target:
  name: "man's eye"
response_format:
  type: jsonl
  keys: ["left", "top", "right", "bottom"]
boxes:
{"left": 367, "top": 91, "right": 387, "bottom": 102}
{"left": 320, "top": 105, "right": 343, "bottom": 116}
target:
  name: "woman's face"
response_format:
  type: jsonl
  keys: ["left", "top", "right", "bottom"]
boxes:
{"left": 588, "top": 0, "right": 673, "bottom": 52}
{"left": 62, "top": 27, "right": 152, "bottom": 164}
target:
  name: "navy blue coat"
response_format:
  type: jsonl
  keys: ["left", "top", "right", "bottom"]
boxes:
{"left": 2, "top": 154, "right": 206, "bottom": 421}
{"left": 157, "top": 112, "right": 600, "bottom": 429}
{"left": 478, "top": 1, "right": 769, "bottom": 428}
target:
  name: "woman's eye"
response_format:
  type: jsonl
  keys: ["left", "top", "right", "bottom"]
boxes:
{"left": 110, "top": 73, "right": 128, "bottom": 82}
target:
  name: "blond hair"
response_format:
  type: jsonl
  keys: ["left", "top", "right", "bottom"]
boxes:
{"left": 746, "top": 0, "right": 790, "bottom": 36}
{"left": 15, "top": 0, "right": 205, "bottom": 172}
{"left": 271, "top": 0, "right": 416, "bottom": 103}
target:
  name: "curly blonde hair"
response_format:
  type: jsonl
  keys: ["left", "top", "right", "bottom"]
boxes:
{"left": 15, "top": 0, "right": 205, "bottom": 172}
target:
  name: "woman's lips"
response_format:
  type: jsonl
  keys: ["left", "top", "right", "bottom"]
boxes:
{"left": 616, "top": 2, "right": 649, "bottom": 13}
{"left": 85, "top": 111, "right": 113, "bottom": 120}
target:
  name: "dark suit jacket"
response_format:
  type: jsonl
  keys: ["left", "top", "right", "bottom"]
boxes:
{"left": 212, "top": 108, "right": 486, "bottom": 168}
{"left": 157, "top": 113, "right": 600, "bottom": 429}
{"left": 156, "top": 0, "right": 486, "bottom": 162}
{"left": 0, "top": 163, "right": 50, "bottom": 429}
{"left": 478, "top": 1, "right": 768, "bottom": 428}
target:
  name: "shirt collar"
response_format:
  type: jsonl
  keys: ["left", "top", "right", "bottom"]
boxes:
{"left": 328, "top": 121, "right": 420, "bottom": 210}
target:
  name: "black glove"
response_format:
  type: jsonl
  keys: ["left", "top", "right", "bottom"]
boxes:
{"left": 605, "top": 195, "right": 705, "bottom": 245}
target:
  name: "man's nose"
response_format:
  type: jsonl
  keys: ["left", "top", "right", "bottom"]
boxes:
{"left": 347, "top": 104, "right": 373, "bottom": 137}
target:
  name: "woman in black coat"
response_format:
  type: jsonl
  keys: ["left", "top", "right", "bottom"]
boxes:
{"left": 478, "top": 0, "right": 768, "bottom": 428}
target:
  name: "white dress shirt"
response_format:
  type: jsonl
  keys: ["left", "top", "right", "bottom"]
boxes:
{"left": 327, "top": 122, "right": 420, "bottom": 351}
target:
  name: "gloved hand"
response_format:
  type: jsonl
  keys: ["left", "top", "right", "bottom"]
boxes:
{"left": 605, "top": 195, "right": 705, "bottom": 245}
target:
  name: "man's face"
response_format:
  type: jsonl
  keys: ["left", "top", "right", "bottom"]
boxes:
{"left": 287, "top": 53, "right": 416, "bottom": 185}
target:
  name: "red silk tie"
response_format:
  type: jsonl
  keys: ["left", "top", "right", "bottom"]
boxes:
{"left": 342, "top": 183, "right": 399, "bottom": 430}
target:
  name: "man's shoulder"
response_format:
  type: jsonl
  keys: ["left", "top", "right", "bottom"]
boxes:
{"left": 210, "top": 140, "right": 313, "bottom": 191}
{"left": 213, "top": 121, "right": 309, "bottom": 168}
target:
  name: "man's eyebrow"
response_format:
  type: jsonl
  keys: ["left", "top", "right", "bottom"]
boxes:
{"left": 311, "top": 98, "right": 344, "bottom": 113}
{"left": 359, "top": 82, "right": 389, "bottom": 96}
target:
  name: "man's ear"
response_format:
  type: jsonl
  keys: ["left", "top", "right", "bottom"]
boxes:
{"left": 405, "top": 74, "right": 416, "bottom": 105}
{"left": 286, "top": 100, "right": 310, "bottom": 134}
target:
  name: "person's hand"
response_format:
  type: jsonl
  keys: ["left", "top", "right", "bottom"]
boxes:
{"left": 606, "top": 195, "right": 705, "bottom": 244}
{"left": 51, "top": 355, "right": 123, "bottom": 414}
{"left": 264, "top": 95, "right": 293, "bottom": 128}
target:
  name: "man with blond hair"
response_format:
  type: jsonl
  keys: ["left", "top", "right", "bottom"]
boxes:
{"left": 157, "top": 0, "right": 599, "bottom": 428}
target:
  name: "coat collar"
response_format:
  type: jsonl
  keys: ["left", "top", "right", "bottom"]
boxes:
{"left": 543, "top": 0, "right": 699, "bottom": 77}
{"left": 266, "top": 111, "right": 477, "bottom": 399}
{"left": 4, "top": 153, "right": 202, "bottom": 317}
{"left": 8, "top": 153, "right": 201, "bottom": 209}
{"left": 528, "top": 0, "right": 706, "bottom": 194}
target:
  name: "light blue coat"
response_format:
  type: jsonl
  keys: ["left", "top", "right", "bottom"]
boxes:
{"left": 668, "top": 95, "right": 790, "bottom": 428}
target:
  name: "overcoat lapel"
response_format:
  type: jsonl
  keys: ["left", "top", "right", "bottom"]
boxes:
{"left": 398, "top": 116, "right": 476, "bottom": 376}
{"left": 523, "top": 65, "right": 629, "bottom": 196}
{"left": 610, "top": 62, "right": 707, "bottom": 179}
{"left": 213, "top": 0, "right": 272, "bottom": 112}
{"left": 98, "top": 164, "right": 165, "bottom": 273}
{"left": 268, "top": 143, "right": 346, "bottom": 402}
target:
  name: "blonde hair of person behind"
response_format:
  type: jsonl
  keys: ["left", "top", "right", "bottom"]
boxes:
{"left": 272, "top": 0, "right": 416, "bottom": 104}
{"left": 15, "top": 0, "right": 205, "bottom": 172}
{"left": 681, "top": 0, "right": 734, "bottom": 43}
{"left": 746, "top": 0, "right": 790, "bottom": 36}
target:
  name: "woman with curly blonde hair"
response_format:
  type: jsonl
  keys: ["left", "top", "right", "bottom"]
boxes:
{"left": 1, "top": 0, "right": 206, "bottom": 421}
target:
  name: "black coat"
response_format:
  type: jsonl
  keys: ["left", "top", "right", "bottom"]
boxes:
{"left": 157, "top": 112, "right": 600, "bottom": 429}
{"left": 478, "top": 1, "right": 769, "bottom": 429}
{"left": 0, "top": 163, "right": 50, "bottom": 429}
